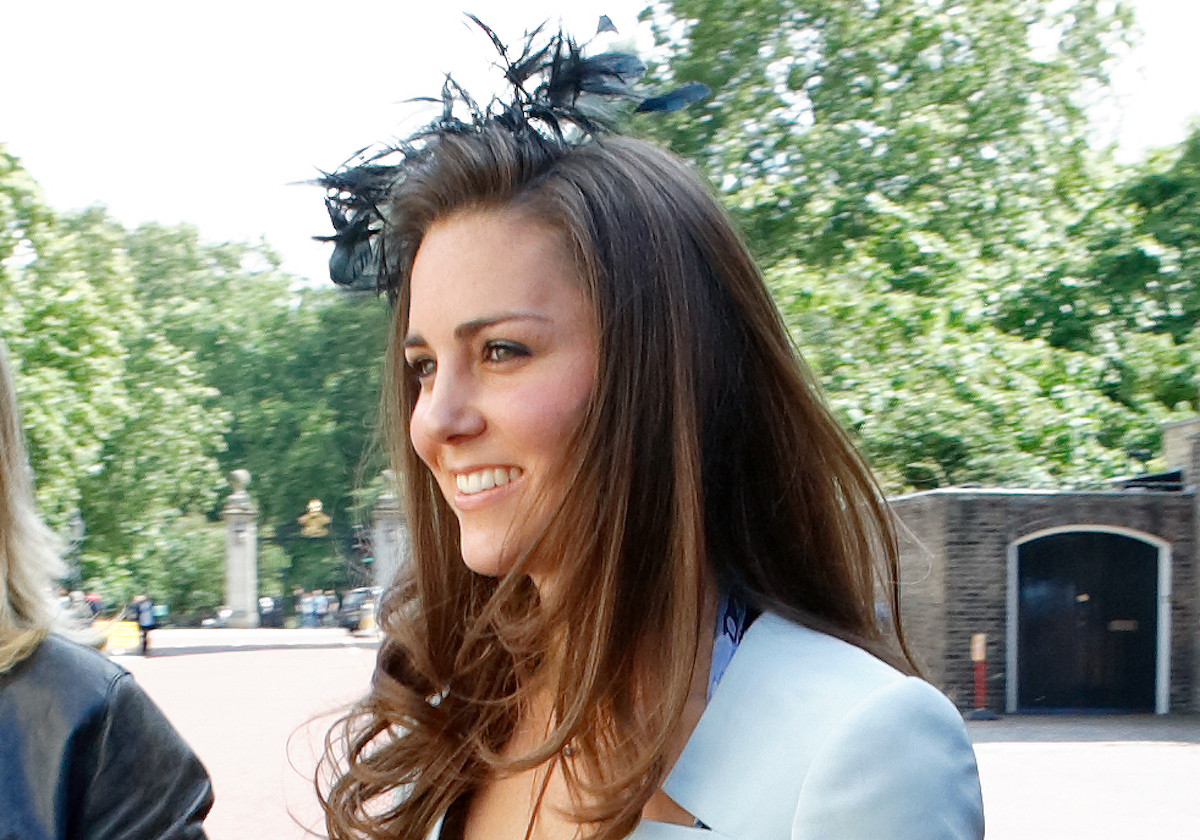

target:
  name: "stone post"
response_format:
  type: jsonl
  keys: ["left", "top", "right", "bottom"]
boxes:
{"left": 372, "top": 470, "right": 408, "bottom": 592}
{"left": 222, "top": 469, "right": 260, "bottom": 628}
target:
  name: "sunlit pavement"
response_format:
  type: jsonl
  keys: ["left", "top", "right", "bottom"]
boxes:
{"left": 116, "top": 628, "right": 379, "bottom": 840}
{"left": 968, "top": 715, "right": 1200, "bottom": 840}
{"left": 116, "top": 630, "right": 1200, "bottom": 840}
{"left": 107, "top": 626, "right": 380, "bottom": 655}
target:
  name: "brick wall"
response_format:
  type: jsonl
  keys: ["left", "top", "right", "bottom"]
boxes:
{"left": 892, "top": 489, "right": 1197, "bottom": 713}
{"left": 892, "top": 494, "right": 949, "bottom": 688}
{"left": 1192, "top": 432, "right": 1200, "bottom": 710}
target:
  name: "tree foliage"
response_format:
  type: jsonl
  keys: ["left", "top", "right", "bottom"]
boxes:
{"left": 641, "top": 0, "right": 1195, "bottom": 489}
{"left": 2, "top": 156, "right": 131, "bottom": 525}
{"left": 776, "top": 257, "right": 1172, "bottom": 490}
{"left": 122, "top": 222, "right": 391, "bottom": 594}
{"left": 2, "top": 146, "right": 389, "bottom": 610}
{"left": 4, "top": 0, "right": 1200, "bottom": 606}
{"left": 997, "top": 126, "right": 1200, "bottom": 358}
{"left": 2, "top": 150, "right": 228, "bottom": 606}
{"left": 642, "top": 0, "right": 1131, "bottom": 272}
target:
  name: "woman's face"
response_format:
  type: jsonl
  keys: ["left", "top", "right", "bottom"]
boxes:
{"left": 404, "top": 208, "right": 598, "bottom": 582}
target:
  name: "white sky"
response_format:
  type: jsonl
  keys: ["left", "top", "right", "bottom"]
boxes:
{"left": 1, "top": 0, "right": 1196, "bottom": 286}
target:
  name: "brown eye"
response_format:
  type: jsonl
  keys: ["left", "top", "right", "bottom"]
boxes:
{"left": 407, "top": 356, "right": 435, "bottom": 378}
{"left": 482, "top": 341, "right": 530, "bottom": 363}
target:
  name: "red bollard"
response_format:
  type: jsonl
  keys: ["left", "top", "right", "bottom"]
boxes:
{"left": 966, "top": 632, "right": 999, "bottom": 720}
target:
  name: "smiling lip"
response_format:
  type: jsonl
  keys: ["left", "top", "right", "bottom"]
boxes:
{"left": 450, "top": 466, "right": 523, "bottom": 509}
{"left": 456, "top": 466, "right": 523, "bottom": 495}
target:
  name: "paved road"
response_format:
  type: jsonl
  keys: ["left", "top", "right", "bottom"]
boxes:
{"left": 117, "top": 629, "right": 1200, "bottom": 839}
{"left": 967, "top": 714, "right": 1200, "bottom": 840}
{"left": 118, "top": 628, "right": 378, "bottom": 840}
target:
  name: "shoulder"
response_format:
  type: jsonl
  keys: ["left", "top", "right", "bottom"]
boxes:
{"left": 686, "top": 613, "right": 961, "bottom": 768}
{"left": 663, "top": 613, "right": 983, "bottom": 840}
{"left": 0, "top": 634, "right": 213, "bottom": 840}
{"left": 731, "top": 612, "right": 912, "bottom": 710}
{"left": 19, "top": 632, "right": 122, "bottom": 673}
{"left": 3, "top": 633, "right": 130, "bottom": 718}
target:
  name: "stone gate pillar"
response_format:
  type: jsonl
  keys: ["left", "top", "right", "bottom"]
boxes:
{"left": 222, "top": 469, "right": 259, "bottom": 628}
{"left": 372, "top": 470, "right": 408, "bottom": 592}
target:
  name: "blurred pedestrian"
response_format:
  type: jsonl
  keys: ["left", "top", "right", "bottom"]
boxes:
{"left": 290, "top": 584, "right": 304, "bottom": 624}
{"left": 299, "top": 589, "right": 315, "bottom": 627}
{"left": 313, "top": 589, "right": 328, "bottom": 626}
{"left": 0, "top": 339, "right": 213, "bottom": 838}
{"left": 65, "top": 590, "right": 93, "bottom": 627}
{"left": 134, "top": 593, "right": 157, "bottom": 655}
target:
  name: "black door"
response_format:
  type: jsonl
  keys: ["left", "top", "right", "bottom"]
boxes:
{"left": 1017, "top": 532, "right": 1157, "bottom": 711}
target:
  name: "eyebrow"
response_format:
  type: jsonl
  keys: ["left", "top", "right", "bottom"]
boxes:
{"left": 403, "top": 312, "right": 550, "bottom": 349}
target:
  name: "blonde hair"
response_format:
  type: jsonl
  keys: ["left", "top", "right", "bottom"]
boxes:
{"left": 0, "top": 339, "right": 64, "bottom": 673}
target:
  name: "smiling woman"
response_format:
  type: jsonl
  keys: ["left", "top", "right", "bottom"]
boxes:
{"left": 403, "top": 210, "right": 598, "bottom": 580}
{"left": 316, "top": 20, "right": 983, "bottom": 840}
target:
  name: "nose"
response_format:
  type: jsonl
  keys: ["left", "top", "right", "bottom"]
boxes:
{"left": 413, "top": 364, "right": 485, "bottom": 444}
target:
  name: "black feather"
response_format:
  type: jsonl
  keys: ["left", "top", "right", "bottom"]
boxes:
{"left": 327, "top": 238, "right": 379, "bottom": 292}
{"left": 587, "top": 53, "right": 646, "bottom": 80}
{"left": 578, "top": 53, "right": 646, "bottom": 95}
{"left": 635, "top": 81, "right": 711, "bottom": 113}
{"left": 504, "top": 21, "right": 551, "bottom": 90}
{"left": 314, "top": 199, "right": 380, "bottom": 291}
{"left": 465, "top": 14, "right": 507, "bottom": 57}
{"left": 507, "top": 43, "right": 553, "bottom": 89}
{"left": 314, "top": 15, "right": 713, "bottom": 292}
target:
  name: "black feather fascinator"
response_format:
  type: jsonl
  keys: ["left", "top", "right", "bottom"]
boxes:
{"left": 314, "top": 15, "right": 709, "bottom": 292}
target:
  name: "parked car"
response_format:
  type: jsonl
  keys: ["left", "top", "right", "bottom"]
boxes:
{"left": 201, "top": 606, "right": 233, "bottom": 628}
{"left": 336, "top": 587, "right": 379, "bottom": 632}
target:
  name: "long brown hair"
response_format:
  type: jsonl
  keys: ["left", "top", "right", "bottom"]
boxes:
{"left": 320, "top": 127, "right": 910, "bottom": 839}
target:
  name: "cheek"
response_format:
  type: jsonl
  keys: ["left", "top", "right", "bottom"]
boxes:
{"left": 520, "top": 375, "right": 594, "bottom": 455}
{"left": 407, "top": 402, "right": 436, "bottom": 469}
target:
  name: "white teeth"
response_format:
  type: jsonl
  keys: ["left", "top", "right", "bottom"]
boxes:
{"left": 456, "top": 467, "right": 523, "bottom": 495}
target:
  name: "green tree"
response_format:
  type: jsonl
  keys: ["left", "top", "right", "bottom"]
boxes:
{"left": 3, "top": 149, "right": 227, "bottom": 607}
{"left": 774, "top": 256, "right": 1176, "bottom": 490}
{"left": 123, "top": 222, "right": 391, "bottom": 591}
{"left": 641, "top": 0, "right": 1132, "bottom": 276}
{"left": 1124, "top": 130, "right": 1200, "bottom": 345}
{"left": 4, "top": 149, "right": 388, "bottom": 607}
{"left": 994, "top": 126, "right": 1200, "bottom": 412}
{"left": 2, "top": 152, "right": 130, "bottom": 526}
{"left": 637, "top": 1, "right": 1197, "bottom": 487}
{"left": 215, "top": 291, "right": 390, "bottom": 591}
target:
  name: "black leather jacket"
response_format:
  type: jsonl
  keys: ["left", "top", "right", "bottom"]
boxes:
{"left": 0, "top": 634, "right": 213, "bottom": 840}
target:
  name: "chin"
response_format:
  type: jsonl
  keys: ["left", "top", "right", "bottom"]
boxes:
{"left": 458, "top": 539, "right": 517, "bottom": 578}
{"left": 461, "top": 557, "right": 513, "bottom": 578}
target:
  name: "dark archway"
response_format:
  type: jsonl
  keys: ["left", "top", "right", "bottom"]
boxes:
{"left": 1016, "top": 531, "right": 1158, "bottom": 712}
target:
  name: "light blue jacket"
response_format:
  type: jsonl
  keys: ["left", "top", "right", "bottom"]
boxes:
{"left": 434, "top": 613, "right": 984, "bottom": 839}
{"left": 637, "top": 613, "right": 985, "bottom": 839}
